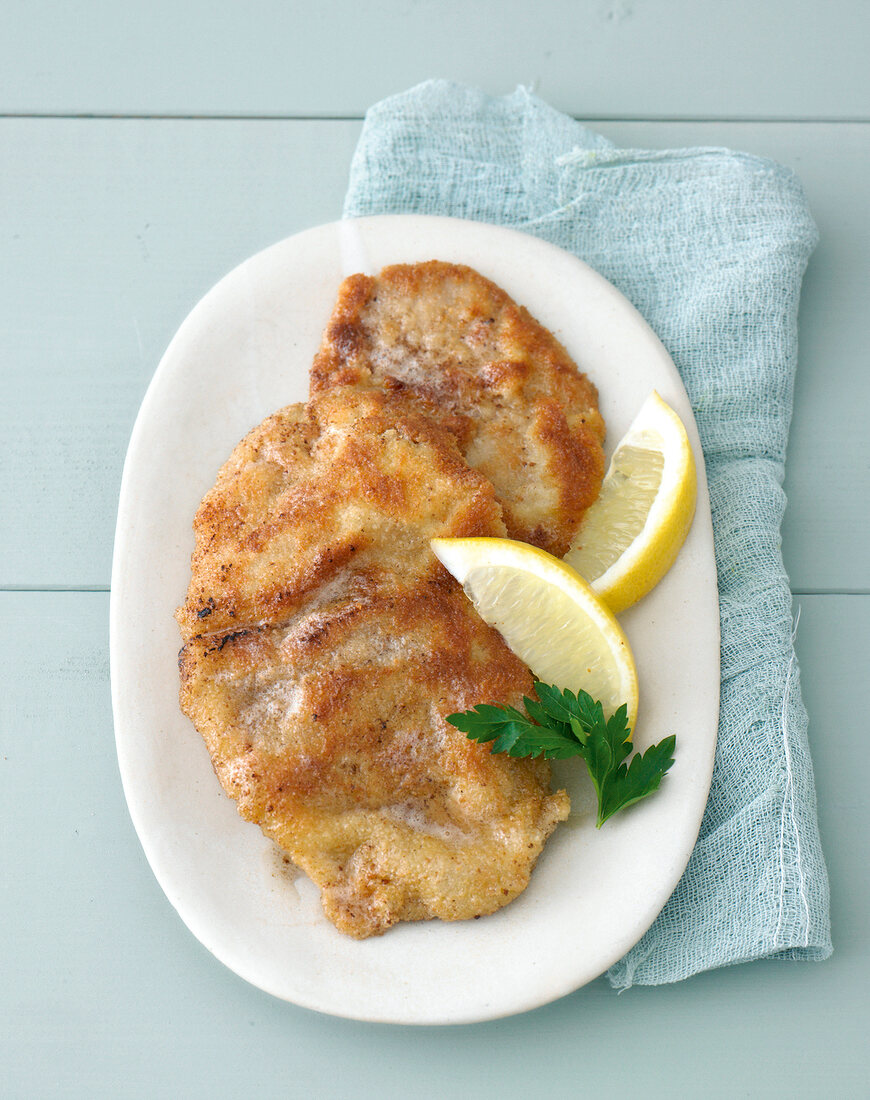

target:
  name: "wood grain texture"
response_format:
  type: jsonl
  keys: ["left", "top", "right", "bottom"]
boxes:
{"left": 2, "top": 118, "right": 867, "bottom": 591}
{"left": 0, "top": 591, "right": 861, "bottom": 1097}
{"left": 1, "top": 0, "right": 868, "bottom": 121}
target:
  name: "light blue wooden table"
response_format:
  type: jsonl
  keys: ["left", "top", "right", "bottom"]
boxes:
{"left": 2, "top": 4, "right": 868, "bottom": 1097}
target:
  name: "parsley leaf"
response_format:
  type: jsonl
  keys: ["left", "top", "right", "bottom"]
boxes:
{"left": 595, "top": 736, "right": 676, "bottom": 827}
{"left": 447, "top": 700, "right": 580, "bottom": 758}
{"left": 447, "top": 682, "right": 676, "bottom": 827}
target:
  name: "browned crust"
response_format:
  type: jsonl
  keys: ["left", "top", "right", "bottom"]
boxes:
{"left": 175, "top": 388, "right": 505, "bottom": 640}
{"left": 178, "top": 580, "right": 568, "bottom": 937}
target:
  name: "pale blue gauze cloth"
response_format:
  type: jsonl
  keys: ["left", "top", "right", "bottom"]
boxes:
{"left": 344, "top": 80, "right": 832, "bottom": 989}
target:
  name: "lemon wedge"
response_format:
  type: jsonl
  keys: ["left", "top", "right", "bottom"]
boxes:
{"left": 430, "top": 536, "right": 638, "bottom": 725}
{"left": 564, "top": 391, "right": 697, "bottom": 614}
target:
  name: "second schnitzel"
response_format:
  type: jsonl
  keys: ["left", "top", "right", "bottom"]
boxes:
{"left": 310, "top": 260, "right": 606, "bottom": 556}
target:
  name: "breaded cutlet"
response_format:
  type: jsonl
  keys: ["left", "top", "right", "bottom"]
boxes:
{"left": 310, "top": 261, "right": 605, "bottom": 556}
{"left": 177, "top": 389, "right": 568, "bottom": 938}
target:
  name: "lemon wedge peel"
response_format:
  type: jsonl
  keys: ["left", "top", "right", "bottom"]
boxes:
{"left": 430, "top": 536, "right": 639, "bottom": 729}
{"left": 564, "top": 390, "right": 697, "bottom": 615}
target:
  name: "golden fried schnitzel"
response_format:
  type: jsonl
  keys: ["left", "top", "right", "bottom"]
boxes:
{"left": 177, "top": 390, "right": 568, "bottom": 938}
{"left": 310, "top": 261, "right": 606, "bottom": 556}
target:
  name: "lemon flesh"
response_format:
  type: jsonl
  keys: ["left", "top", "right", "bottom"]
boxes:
{"left": 565, "top": 391, "right": 697, "bottom": 614}
{"left": 431, "top": 537, "right": 638, "bottom": 726}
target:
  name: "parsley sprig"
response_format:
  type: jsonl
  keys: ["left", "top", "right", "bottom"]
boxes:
{"left": 447, "top": 682, "right": 676, "bottom": 828}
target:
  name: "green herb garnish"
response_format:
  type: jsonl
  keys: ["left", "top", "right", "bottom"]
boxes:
{"left": 447, "top": 682, "right": 676, "bottom": 828}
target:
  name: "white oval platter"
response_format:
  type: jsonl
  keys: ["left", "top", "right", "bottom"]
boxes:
{"left": 110, "top": 215, "right": 720, "bottom": 1025}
